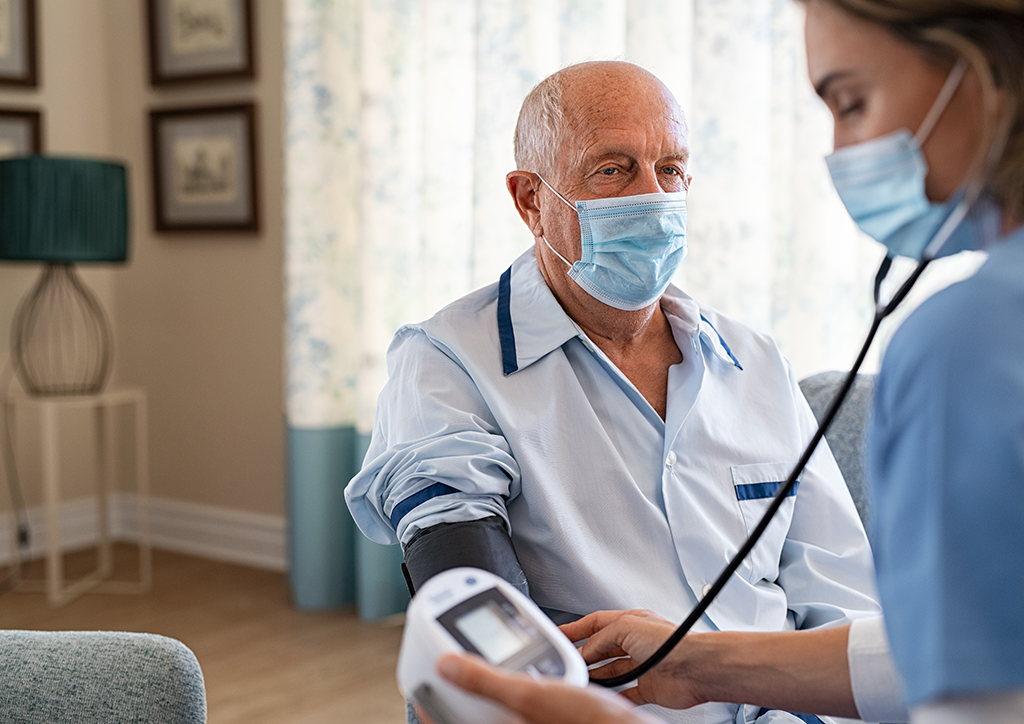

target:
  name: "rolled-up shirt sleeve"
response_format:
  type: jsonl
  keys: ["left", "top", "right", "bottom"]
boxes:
{"left": 345, "top": 326, "right": 522, "bottom": 545}
{"left": 848, "top": 616, "right": 909, "bottom": 723}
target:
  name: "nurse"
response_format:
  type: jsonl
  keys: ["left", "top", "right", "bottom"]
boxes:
{"left": 431, "top": 1, "right": 1024, "bottom": 722}
{"left": 807, "top": 1, "right": 1024, "bottom": 722}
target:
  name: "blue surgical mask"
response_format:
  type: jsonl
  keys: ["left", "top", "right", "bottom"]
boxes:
{"left": 826, "top": 60, "right": 974, "bottom": 260}
{"left": 538, "top": 177, "right": 688, "bottom": 311}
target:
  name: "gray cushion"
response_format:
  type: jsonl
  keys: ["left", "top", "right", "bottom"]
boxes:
{"left": 799, "top": 371, "right": 875, "bottom": 533}
{"left": 0, "top": 630, "right": 206, "bottom": 723}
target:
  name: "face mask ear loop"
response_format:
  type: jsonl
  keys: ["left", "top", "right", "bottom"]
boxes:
{"left": 536, "top": 175, "right": 580, "bottom": 272}
{"left": 914, "top": 59, "right": 968, "bottom": 146}
{"left": 919, "top": 96, "right": 1014, "bottom": 263}
{"left": 536, "top": 174, "right": 578, "bottom": 212}
{"left": 540, "top": 235, "right": 574, "bottom": 270}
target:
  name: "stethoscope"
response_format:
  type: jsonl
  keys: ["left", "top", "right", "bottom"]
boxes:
{"left": 590, "top": 148, "right": 1003, "bottom": 689}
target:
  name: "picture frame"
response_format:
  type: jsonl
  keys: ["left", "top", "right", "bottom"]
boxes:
{"left": 146, "top": 0, "right": 254, "bottom": 85}
{"left": 149, "top": 103, "right": 259, "bottom": 232}
{"left": 0, "top": 107, "right": 41, "bottom": 158}
{"left": 0, "top": 0, "right": 38, "bottom": 87}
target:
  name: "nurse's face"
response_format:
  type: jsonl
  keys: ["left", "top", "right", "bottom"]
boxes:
{"left": 804, "top": 0, "right": 985, "bottom": 203}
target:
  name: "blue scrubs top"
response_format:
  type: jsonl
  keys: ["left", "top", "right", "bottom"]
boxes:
{"left": 868, "top": 222, "right": 1024, "bottom": 705}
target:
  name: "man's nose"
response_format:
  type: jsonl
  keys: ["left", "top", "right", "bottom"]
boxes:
{"left": 631, "top": 166, "right": 665, "bottom": 195}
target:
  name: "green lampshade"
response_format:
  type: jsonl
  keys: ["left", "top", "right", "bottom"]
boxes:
{"left": 0, "top": 156, "right": 129, "bottom": 263}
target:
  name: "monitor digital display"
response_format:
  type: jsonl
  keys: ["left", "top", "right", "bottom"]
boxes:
{"left": 454, "top": 602, "right": 532, "bottom": 664}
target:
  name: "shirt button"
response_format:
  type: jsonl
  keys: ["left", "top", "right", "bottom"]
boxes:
{"left": 665, "top": 451, "right": 677, "bottom": 467}
{"left": 701, "top": 584, "right": 712, "bottom": 597}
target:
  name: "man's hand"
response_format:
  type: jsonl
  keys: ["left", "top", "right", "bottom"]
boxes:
{"left": 431, "top": 652, "right": 660, "bottom": 724}
{"left": 560, "top": 609, "right": 709, "bottom": 711}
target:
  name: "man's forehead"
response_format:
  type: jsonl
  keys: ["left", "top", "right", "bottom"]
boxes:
{"left": 563, "top": 77, "right": 681, "bottom": 119}
{"left": 562, "top": 69, "right": 685, "bottom": 130}
{"left": 573, "top": 129, "right": 690, "bottom": 158}
{"left": 564, "top": 102, "right": 690, "bottom": 162}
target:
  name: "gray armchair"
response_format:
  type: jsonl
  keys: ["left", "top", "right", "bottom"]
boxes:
{"left": 0, "top": 630, "right": 206, "bottom": 723}
{"left": 799, "top": 371, "right": 875, "bottom": 532}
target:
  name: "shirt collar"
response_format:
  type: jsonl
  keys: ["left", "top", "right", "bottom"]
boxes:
{"left": 498, "top": 250, "right": 579, "bottom": 375}
{"left": 498, "top": 249, "right": 742, "bottom": 375}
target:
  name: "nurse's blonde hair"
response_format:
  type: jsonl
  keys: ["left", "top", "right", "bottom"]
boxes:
{"left": 808, "top": 0, "right": 1024, "bottom": 218}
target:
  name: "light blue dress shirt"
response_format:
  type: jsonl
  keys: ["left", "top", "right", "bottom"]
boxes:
{"left": 868, "top": 223, "right": 1024, "bottom": 707}
{"left": 346, "top": 250, "right": 880, "bottom": 723}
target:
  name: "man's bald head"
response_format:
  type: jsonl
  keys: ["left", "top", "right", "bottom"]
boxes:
{"left": 513, "top": 61, "right": 688, "bottom": 176}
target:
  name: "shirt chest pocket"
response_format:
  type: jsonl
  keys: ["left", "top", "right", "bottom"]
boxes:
{"left": 731, "top": 461, "right": 800, "bottom": 584}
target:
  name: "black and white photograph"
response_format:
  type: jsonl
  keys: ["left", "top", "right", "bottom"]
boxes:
{"left": 0, "top": 107, "right": 40, "bottom": 157}
{"left": 147, "top": 0, "right": 254, "bottom": 85}
{"left": 0, "top": 0, "right": 37, "bottom": 86}
{"left": 150, "top": 103, "right": 258, "bottom": 231}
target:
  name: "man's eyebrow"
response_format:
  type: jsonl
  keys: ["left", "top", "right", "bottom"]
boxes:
{"left": 581, "top": 148, "right": 690, "bottom": 162}
{"left": 570, "top": 144, "right": 690, "bottom": 172}
{"left": 814, "top": 69, "right": 854, "bottom": 99}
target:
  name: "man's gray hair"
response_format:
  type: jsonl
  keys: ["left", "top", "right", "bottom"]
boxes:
{"left": 513, "top": 71, "right": 565, "bottom": 175}
{"left": 514, "top": 61, "right": 687, "bottom": 175}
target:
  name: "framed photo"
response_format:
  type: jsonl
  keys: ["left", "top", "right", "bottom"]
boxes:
{"left": 147, "top": 0, "right": 254, "bottom": 85}
{"left": 0, "top": 0, "right": 38, "bottom": 86}
{"left": 150, "top": 103, "right": 259, "bottom": 232}
{"left": 0, "top": 108, "right": 40, "bottom": 158}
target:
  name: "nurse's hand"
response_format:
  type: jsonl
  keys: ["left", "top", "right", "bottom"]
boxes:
{"left": 433, "top": 651, "right": 660, "bottom": 724}
{"left": 562, "top": 609, "right": 862, "bottom": 718}
{"left": 561, "top": 609, "right": 709, "bottom": 710}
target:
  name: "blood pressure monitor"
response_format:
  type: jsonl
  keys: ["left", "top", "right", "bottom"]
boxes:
{"left": 397, "top": 568, "right": 589, "bottom": 724}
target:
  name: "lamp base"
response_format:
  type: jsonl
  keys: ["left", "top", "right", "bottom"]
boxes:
{"left": 11, "top": 263, "right": 113, "bottom": 396}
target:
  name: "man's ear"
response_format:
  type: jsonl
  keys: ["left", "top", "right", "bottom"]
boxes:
{"left": 506, "top": 171, "right": 544, "bottom": 237}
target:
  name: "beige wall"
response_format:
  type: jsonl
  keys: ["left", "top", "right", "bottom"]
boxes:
{"left": 0, "top": 1, "right": 285, "bottom": 517}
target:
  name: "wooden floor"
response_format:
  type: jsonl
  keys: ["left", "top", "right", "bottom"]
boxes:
{"left": 0, "top": 545, "right": 408, "bottom": 724}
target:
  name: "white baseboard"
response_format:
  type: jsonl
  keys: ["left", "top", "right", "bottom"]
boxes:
{"left": 145, "top": 497, "right": 286, "bottom": 571}
{"left": 0, "top": 497, "right": 101, "bottom": 562}
{"left": 0, "top": 495, "right": 287, "bottom": 572}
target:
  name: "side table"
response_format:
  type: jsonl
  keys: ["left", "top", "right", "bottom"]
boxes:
{"left": 4, "top": 388, "right": 152, "bottom": 606}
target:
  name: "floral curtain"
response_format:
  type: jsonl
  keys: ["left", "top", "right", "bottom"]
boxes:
{"left": 284, "top": 0, "right": 885, "bottom": 618}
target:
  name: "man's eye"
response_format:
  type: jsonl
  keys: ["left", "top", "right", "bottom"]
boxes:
{"left": 661, "top": 167, "right": 680, "bottom": 175}
{"left": 599, "top": 168, "right": 618, "bottom": 175}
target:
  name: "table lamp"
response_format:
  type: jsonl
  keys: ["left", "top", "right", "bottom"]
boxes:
{"left": 0, "top": 157, "right": 129, "bottom": 396}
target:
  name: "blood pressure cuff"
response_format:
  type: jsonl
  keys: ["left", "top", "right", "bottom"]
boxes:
{"left": 401, "top": 515, "right": 530, "bottom": 597}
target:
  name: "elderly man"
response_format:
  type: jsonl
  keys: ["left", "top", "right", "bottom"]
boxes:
{"left": 346, "top": 61, "right": 878, "bottom": 724}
